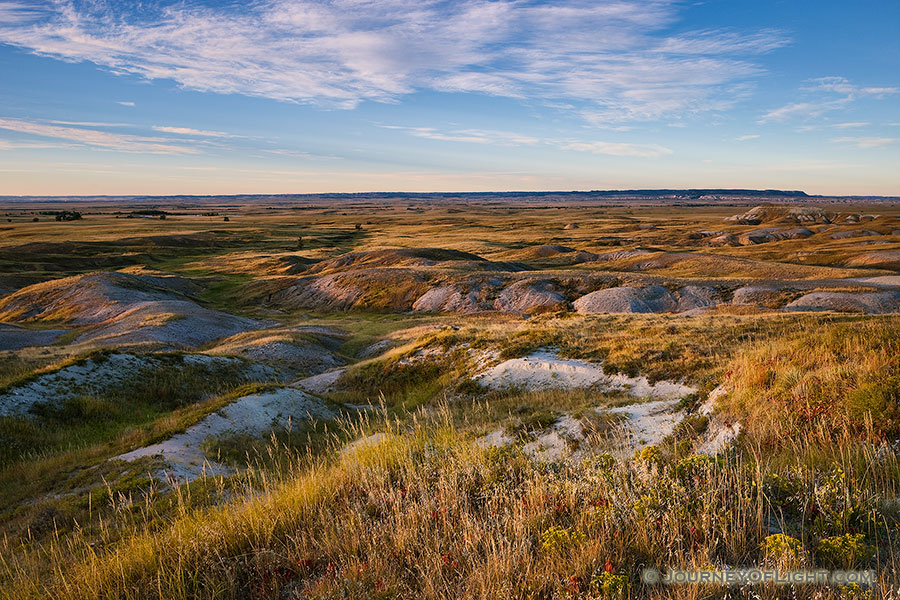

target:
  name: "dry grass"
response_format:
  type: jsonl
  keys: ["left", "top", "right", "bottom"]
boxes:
{"left": 1, "top": 316, "right": 899, "bottom": 598}
{"left": 3, "top": 198, "right": 900, "bottom": 598}
{"left": 2, "top": 408, "right": 898, "bottom": 600}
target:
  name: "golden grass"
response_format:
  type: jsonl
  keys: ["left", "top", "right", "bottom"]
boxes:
{"left": 2, "top": 408, "right": 898, "bottom": 600}
{"left": 1, "top": 316, "right": 898, "bottom": 598}
{"left": 3, "top": 199, "right": 900, "bottom": 598}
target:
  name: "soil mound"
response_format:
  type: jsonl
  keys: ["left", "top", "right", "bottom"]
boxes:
{"left": 784, "top": 291, "right": 900, "bottom": 314}
{"left": 271, "top": 269, "right": 431, "bottom": 311}
{"left": 207, "top": 327, "right": 346, "bottom": 375}
{"left": 412, "top": 279, "right": 502, "bottom": 313}
{"left": 493, "top": 280, "right": 567, "bottom": 314}
{"left": 736, "top": 227, "right": 814, "bottom": 245}
{"left": 573, "top": 285, "right": 677, "bottom": 314}
{"left": 731, "top": 285, "right": 789, "bottom": 308}
{"left": 845, "top": 251, "right": 900, "bottom": 270}
{"left": 725, "top": 204, "right": 835, "bottom": 225}
{"left": 0, "top": 272, "right": 202, "bottom": 325}
{"left": 75, "top": 300, "right": 266, "bottom": 348}
{"left": 306, "top": 248, "right": 486, "bottom": 274}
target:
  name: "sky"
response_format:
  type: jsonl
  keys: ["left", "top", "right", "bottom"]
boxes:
{"left": 0, "top": 0, "right": 898, "bottom": 196}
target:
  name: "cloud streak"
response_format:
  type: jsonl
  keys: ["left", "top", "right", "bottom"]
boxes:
{"left": 384, "top": 124, "right": 671, "bottom": 157}
{"left": 0, "top": 118, "right": 198, "bottom": 154}
{"left": 559, "top": 140, "right": 673, "bottom": 158}
{"left": 152, "top": 126, "right": 232, "bottom": 138}
{"left": 0, "top": 0, "right": 788, "bottom": 124}
{"left": 831, "top": 137, "right": 896, "bottom": 149}
{"left": 383, "top": 126, "right": 539, "bottom": 146}
{"left": 761, "top": 76, "right": 897, "bottom": 123}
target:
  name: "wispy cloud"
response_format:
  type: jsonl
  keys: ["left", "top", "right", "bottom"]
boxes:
{"left": 760, "top": 99, "right": 850, "bottom": 122}
{"left": 735, "top": 134, "right": 760, "bottom": 141}
{"left": 833, "top": 122, "right": 869, "bottom": 129}
{"left": 761, "top": 76, "right": 896, "bottom": 123}
{"left": 0, "top": 118, "right": 198, "bottom": 154}
{"left": 560, "top": 140, "right": 673, "bottom": 158}
{"left": 117, "top": 101, "right": 135, "bottom": 107}
{"left": 383, "top": 126, "right": 539, "bottom": 146}
{"left": 806, "top": 77, "right": 898, "bottom": 97}
{"left": 831, "top": 136, "right": 896, "bottom": 149}
{"left": 0, "top": 0, "right": 788, "bottom": 124}
{"left": 152, "top": 126, "right": 231, "bottom": 138}
{"left": 0, "top": 1, "right": 40, "bottom": 23}
{"left": 384, "top": 124, "right": 670, "bottom": 157}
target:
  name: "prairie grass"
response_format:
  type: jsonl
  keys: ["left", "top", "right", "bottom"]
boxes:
{"left": 0, "top": 315, "right": 898, "bottom": 598}
{"left": 3, "top": 199, "right": 900, "bottom": 598}
{"left": 1, "top": 407, "right": 898, "bottom": 599}
{"left": 0, "top": 353, "right": 279, "bottom": 537}
{"left": 721, "top": 319, "right": 900, "bottom": 444}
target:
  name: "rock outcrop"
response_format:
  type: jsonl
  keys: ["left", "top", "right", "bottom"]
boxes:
{"left": 493, "top": 280, "right": 567, "bottom": 314}
{"left": 784, "top": 291, "right": 900, "bottom": 314}
{"left": 573, "top": 286, "right": 678, "bottom": 314}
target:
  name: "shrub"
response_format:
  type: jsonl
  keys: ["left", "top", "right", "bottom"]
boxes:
{"left": 761, "top": 533, "right": 804, "bottom": 564}
{"left": 633, "top": 444, "right": 663, "bottom": 466}
{"left": 674, "top": 454, "right": 717, "bottom": 480}
{"left": 539, "top": 526, "right": 585, "bottom": 554}
{"left": 591, "top": 570, "right": 629, "bottom": 599}
{"left": 817, "top": 533, "right": 874, "bottom": 567}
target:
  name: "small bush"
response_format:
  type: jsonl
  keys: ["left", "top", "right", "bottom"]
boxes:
{"left": 539, "top": 526, "right": 585, "bottom": 554}
{"left": 817, "top": 533, "right": 874, "bottom": 567}
{"left": 591, "top": 570, "right": 629, "bottom": 599}
{"left": 761, "top": 533, "right": 804, "bottom": 565}
{"left": 674, "top": 454, "right": 717, "bottom": 480}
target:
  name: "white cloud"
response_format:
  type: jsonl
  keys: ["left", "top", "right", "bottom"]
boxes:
{"left": 118, "top": 101, "right": 136, "bottom": 107}
{"left": 807, "top": 77, "right": 897, "bottom": 97}
{"left": 383, "top": 124, "right": 669, "bottom": 157}
{"left": 152, "top": 126, "right": 231, "bottom": 138}
{"left": 560, "top": 140, "right": 673, "bottom": 158}
{"left": 0, "top": 1, "right": 40, "bottom": 23}
{"left": 833, "top": 122, "right": 869, "bottom": 129}
{"left": 760, "top": 99, "right": 850, "bottom": 122}
{"left": 0, "top": 139, "right": 72, "bottom": 150}
{"left": 735, "top": 134, "right": 760, "bottom": 141}
{"left": 0, "top": 118, "right": 198, "bottom": 154}
{"left": 0, "top": 0, "right": 788, "bottom": 124}
{"left": 831, "top": 137, "right": 896, "bottom": 149}
{"left": 762, "top": 77, "right": 897, "bottom": 123}
{"left": 383, "top": 126, "right": 539, "bottom": 146}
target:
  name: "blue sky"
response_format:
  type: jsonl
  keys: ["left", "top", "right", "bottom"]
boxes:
{"left": 0, "top": 0, "right": 897, "bottom": 196}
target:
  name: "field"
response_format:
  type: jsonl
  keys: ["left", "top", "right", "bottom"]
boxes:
{"left": 0, "top": 191, "right": 899, "bottom": 599}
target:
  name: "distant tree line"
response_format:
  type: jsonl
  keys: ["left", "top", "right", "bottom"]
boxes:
{"left": 39, "top": 210, "right": 83, "bottom": 221}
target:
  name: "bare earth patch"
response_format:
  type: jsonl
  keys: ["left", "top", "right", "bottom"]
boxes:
{"left": 114, "top": 387, "right": 334, "bottom": 481}
{"left": 475, "top": 350, "right": 696, "bottom": 399}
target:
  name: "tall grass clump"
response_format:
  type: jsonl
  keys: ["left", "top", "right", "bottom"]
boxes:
{"left": 2, "top": 405, "right": 898, "bottom": 600}
{"left": 723, "top": 319, "right": 900, "bottom": 444}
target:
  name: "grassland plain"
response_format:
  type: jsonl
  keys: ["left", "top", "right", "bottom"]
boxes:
{"left": 0, "top": 193, "right": 899, "bottom": 599}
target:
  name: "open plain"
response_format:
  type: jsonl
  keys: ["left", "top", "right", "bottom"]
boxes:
{"left": 1, "top": 191, "right": 899, "bottom": 599}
